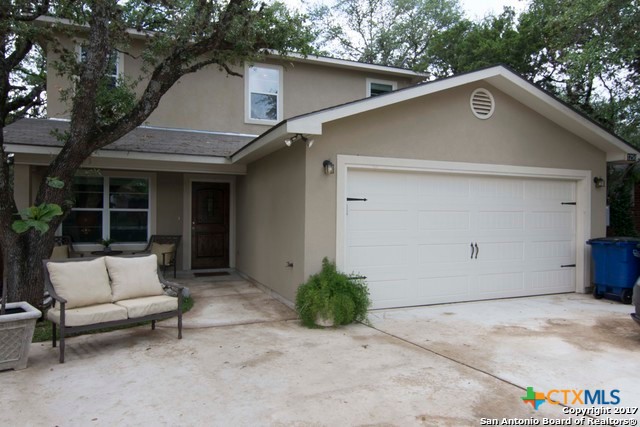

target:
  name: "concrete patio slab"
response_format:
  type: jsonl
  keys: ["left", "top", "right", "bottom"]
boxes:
{"left": 370, "top": 293, "right": 640, "bottom": 419}
{"left": 1, "top": 276, "right": 638, "bottom": 426}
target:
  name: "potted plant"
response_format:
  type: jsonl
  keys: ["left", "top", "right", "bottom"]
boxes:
{"left": 0, "top": 287, "right": 42, "bottom": 370}
{"left": 0, "top": 179, "right": 62, "bottom": 370}
{"left": 100, "top": 238, "right": 115, "bottom": 252}
{"left": 295, "top": 258, "right": 371, "bottom": 328}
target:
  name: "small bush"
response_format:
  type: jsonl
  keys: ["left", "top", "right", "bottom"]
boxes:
{"left": 295, "top": 258, "right": 371, "bottom": 328}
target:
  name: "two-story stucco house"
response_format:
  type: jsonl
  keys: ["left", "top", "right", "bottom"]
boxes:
{"left": 4, "top": 28, "right": 639, "bottom": 310}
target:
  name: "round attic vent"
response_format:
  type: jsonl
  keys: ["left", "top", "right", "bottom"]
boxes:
{"left": 470, "top": 88, "right": 495, "bottom": 119}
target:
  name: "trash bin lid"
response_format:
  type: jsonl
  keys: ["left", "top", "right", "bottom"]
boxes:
{"left": 587, "top": 237, "right": 640, "bottom": 245}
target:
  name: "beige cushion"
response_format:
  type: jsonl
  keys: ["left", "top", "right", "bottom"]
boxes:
{"left": 115, "top": 295, "right": 178, "bottom": 318}
{"left": 46, "top": 258, "right": 112, "bottom": 309}
{"left": 50, "top": 245, "right": 69, "bottom": 260}
{"left": 105, "top": 255, "right": 165, "bottom": 302}
{"left": 47, "top": 303, "right": 127, "bottom": 326}
{"left": 151, "top": 242, "right": 175, "bottom": 266}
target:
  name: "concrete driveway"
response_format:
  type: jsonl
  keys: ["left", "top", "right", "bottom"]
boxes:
{"left": 2, "top": 274, "right": 638, "bottom": 426}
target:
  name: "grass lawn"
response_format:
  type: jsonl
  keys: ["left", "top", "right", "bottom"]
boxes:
{"left": 32, "top": 296, "right": 194, "bottom": 343}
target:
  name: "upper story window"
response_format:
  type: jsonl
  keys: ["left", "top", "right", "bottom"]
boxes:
{"left": 62, "top": 174, "right": 150, "bottom": 244}
{"left": 78, "top": 45, "right": 123, "bottom": 87}
{"left": 366, "top": 78, "right": 397, "bottom": 97}
{"left": 245, "top": 63, "right": 283, "bottom": 124}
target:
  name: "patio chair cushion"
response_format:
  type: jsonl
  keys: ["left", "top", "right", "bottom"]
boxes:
{"left": 105, "top": 255, "right": 165, "bottom": 302}
{"left": 47, "top": 303, "right": 127, "bottom": 327}
{"left": 151, "top": 242, "right": 175, "bottom": 266}
{"left": 115, "top": 295, "right": 178, "bottom": 318}
{"left": 46, "top": 257, "right": 112, "bottom": 309}
{"left": 50, "top": 245, "right": 69, "bottom": 260}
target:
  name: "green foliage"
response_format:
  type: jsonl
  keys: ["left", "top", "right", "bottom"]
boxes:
{"left": 295, "top": 258, "right": 371, "bottom": 328}
{"left": 12, "top": 203, "right": 63, "bottom": 234}
{"left": 607, "top": 164, "right": 640, "bottom": 237}
{"left": 46, "top": 177, "right": 65, "bottom": 189}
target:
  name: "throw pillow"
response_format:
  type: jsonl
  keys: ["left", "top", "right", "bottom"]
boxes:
{"left": 46, "top": 257, "right": 112, "bottom": 309}
{"left": 105, "top": 255, "right": 165, "bottom": 301}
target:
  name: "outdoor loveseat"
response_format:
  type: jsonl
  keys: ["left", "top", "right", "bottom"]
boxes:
{"left": 43, "top": 254, "right": 184, "bottom": 363}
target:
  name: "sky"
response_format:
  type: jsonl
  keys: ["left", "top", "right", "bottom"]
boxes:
{"left": 287, "top": 0, "right": 531, "bottom": 20}
{"left": 460, "top": 0, "right": 529, "bottom": 19}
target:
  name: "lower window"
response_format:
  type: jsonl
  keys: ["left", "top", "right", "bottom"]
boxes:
{"left": 62, "top": 175, "right": 149, "bottom": 243}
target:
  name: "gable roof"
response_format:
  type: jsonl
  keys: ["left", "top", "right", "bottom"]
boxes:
{"left": 231, "top": 65, "right": 639, "bottom": 164}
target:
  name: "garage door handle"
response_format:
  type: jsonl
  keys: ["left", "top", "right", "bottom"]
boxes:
{"left": 561, "top": 264, "right": 576, "bottom": 268}
{"left": 474, "top": 243, "right": 479, "bottom": 259}
{"left": 470, "top": 243, "right": 475, "bottom": 259}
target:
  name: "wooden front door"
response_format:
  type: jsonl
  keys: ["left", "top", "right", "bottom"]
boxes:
{"left": 191, "top": 182, "right": 230, "bottom": 269}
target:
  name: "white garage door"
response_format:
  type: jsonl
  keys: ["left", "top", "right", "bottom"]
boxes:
{"left": 345, "top": 169, "right": 577, "bottom": 309}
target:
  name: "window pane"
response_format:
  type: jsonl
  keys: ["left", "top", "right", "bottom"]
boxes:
{"left": 370, "top": 83, "right": 393, "bottom": 96}
{"left": 110, "top": 211, "right": 148, "bottom": 242}
{"left": 109, "top": 178, "right": 149, "bottom": 209}
{"left": 251, "top": 93, "right": 278, "bottom": 120}
{"left": 73, "top": 176, "right": 104, "bottom": 209}
{"left": 249, "top": 67, "right": 279, "bottom": 94}
{"left": 62, "top": 211, "right": 102, "bottom": 243}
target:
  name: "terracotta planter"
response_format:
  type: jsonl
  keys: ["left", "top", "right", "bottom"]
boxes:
{"left": 0, "top": 302, "right": 42, "bottom": 371}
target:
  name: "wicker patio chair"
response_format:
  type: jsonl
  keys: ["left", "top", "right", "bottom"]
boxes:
{"left": 133, "top": 235, "right": 181, "bottom": 278}
{"left": 52, "top": 235, "right": 84, "bottom": 259}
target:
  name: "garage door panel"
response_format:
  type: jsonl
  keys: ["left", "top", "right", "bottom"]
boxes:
{"left": 418, "top": 243, "right": 472, "bottom": 264}
{"left": 368, "top": 280, "right": 414, "bottom": 309}
{"left": 527, "top": 240, "right": 574, "bottom": 259}
{"left": 527, "top": 269, "right": 575, "bottom": 292}
{"left": 345, "top": 169, "right": 577, "bottom": 309}
{"left": 475, "top": 272, "right": 525, "bottom": 296}
{"left": 348, "top": 245, "right": 408, "bottom": 269}
{"left": 525, "top": 180, "right": 575, "bottom": 201}
{"left": 348, "top": 209, "right": 410, "bottom": 231}
{"left": 526, "top": 211, "right": 574, "bottom": 231}
{"left": 417, "top": 174, "right": 470, "bottom": 199}
{"left": 416, "top": 275, "right": 470, "bottom": 300}
{"left": 475, "top": 241, "right": 524, "bottom": 262}
{"left": 472, "top": 177, "right": 524, "bottom": 201}
{"left": 418, "top": 210, "right": 470, "bottom": 231}
{"left": 475, "top": 211, "right": 525, "bottom": 230}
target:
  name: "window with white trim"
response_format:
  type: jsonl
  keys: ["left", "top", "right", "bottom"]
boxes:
{"left": 62, "top": 175, "right": 149, "bottom": 243}
{"left": 78, "top": 45, "right": 122, "bottom": 88}
{"left": 245, "top": 63, "right": 283, "bottom": 124}
{"left": 366, "top": 78, "right": 397, "bottom": 97}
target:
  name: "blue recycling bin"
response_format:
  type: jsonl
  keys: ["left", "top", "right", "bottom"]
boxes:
{"left": 586, "top": 237, "right": 640, "bottom": 304}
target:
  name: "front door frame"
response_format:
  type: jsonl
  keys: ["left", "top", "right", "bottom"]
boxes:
{"left": 182, "top": 174, "right": 236, "bottom": 270}
{"left": 335, "top": 155, "right": 592, "bottom": 294}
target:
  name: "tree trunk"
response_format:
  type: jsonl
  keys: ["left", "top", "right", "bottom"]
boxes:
{"left": 2, "top": 229, "right": 54, "bottom": 310}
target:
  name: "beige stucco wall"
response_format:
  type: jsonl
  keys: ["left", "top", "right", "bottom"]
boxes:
{"left": 236, "top": 142, "right": 306, "bottom": 301}
{"left": 47, "top": 36, "right": 416, "bottom": 135}
{"left": 155, "top": 172, "right": 185, "bottom": 269}
{"left": 301, "top": 82, "right": 607, "bottom": 280}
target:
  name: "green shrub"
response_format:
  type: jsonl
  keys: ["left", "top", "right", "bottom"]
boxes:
{"left": 295, "top": 258, "right": 371, "bottom": 328}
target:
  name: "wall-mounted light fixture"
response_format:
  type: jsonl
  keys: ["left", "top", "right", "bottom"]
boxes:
{"left": 5, "top": 153, "right": 14, "bottom": 165}
{"left": 284, "top": 134, "right": 314, "bottom": 148}
{"left": 323, "top": 160, "right": 335, "bottom": 175}
{"left": 593, "top": 177, "right": 605, "bottom": 188}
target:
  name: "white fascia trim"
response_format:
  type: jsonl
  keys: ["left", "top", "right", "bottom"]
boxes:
{"left": 230, "top": 124, "right": 290, "bottom": 163}
{"left": 274, "top": 52, "right": 427, "bottom": 79}
{"left": 335, "top": 154, "right": 592, "bottom": 294}
{"left": 5, "top": 144, "right": 231, "bottom": 164}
